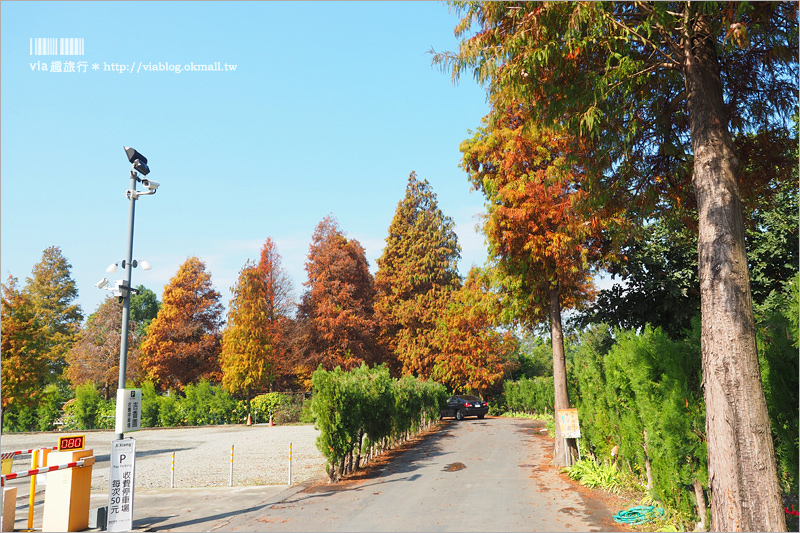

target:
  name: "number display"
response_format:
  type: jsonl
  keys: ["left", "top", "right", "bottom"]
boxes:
{"left": 57, "top": 435, "right": 85, "bottom": 451}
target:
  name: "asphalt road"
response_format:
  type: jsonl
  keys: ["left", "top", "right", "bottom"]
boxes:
{"left": 217, "top": 417, "right": 625, "bottom": 532}
{"left": 3, "top": 418, "right": 628, "bottom": 532}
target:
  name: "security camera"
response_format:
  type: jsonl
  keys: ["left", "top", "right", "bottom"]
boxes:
{"left": 141, "top": 179, "right": 160, "bottom": 191}
{"left": 95, "top": 278, "right": 109, "bottom": 289}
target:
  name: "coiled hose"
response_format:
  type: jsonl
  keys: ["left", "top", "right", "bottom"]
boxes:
{"left": 612, "top": 505, "right": 664, "bottom": 525}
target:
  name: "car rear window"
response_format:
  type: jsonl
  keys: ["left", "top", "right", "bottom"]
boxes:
{"left": 459, "top": 395, "right": 481, "bottom": 401}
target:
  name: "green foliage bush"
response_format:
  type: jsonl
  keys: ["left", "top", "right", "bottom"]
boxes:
{"left": 311, "top": 363, "right": 446, "bottom": 481}
{"left": 503, "top": 376, "right": 554, "bottom": 415}
{"left": 2, "top": 404, "right": 37, "bottom": 433}
{"left": 157, "top": 394, "right": 183, "bottom": 427}
{"left": 251, "top": 392, "right": 286, "bottom": 420}
{"left": 571, "top": 323, "right": 706, "bottom": 528}
{"left": 182, "top": 380, "right": 238, "bottom": 425}
{"left": 755, "top": 276, "right": 799, "bottom": 494}
{"left": 63, "top": 383, "right": 114, "bottom": 430}
{"left": 140, "top": 381, "right": 161, "bottom": 427}
{"left": 35, "top": 384, "right": 70, "bottom": 431}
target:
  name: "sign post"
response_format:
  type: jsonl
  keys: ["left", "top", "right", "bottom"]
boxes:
{"left": 115, "top": 388, "right": 142, "bottom": 435}
{"left": 107, "top": 439, "right": 136, "bottom": 532}
{"left": 556, "top": 408, "right": 582, "bottom": 465}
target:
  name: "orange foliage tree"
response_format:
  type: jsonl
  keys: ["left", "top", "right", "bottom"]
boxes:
{"left": 461, "top": 111, "right": 616, "bottom": 464}
{"left": 432, "top": 267, "right": 516, "bottom": 396}
{"left": 375, "top": 172, "right": 462, "bottom": 378}
{"left": 220, "top": 238, "right": 295, "bottom": 399}
{"left": 296, "top": 216, "right": 383, "bottom": 374}
{"left": 0, "top": 276, "right": 48, "bottom": 424}
{"left": 140, "top": 257, "right": 224, "bottom": 391}
{"left": 65, "top": 296, "right": 141, "bottom": 399}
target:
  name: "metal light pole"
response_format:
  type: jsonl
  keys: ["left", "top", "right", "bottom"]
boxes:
{"left": 116, "top": 167, "right": 138, "bottom": 440}
{"left": 113, "top": 146, "right": 158, "bottom": 440}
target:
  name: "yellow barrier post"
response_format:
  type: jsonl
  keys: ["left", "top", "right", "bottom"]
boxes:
{"left": 27, "top": 449, "right": 40, "bottom": 530}
{"left": 288, "top": 443, "right": 292, "bottom": 486}
{"left": 170, "top": 452, "right": 175, "bottom": 488}
{"left": 229, "top": 445, "right": 234, "bottom": 487}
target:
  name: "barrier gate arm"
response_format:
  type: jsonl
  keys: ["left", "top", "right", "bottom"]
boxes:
{"left": 0, "top": 457, "right": 96, "bottom": 487}
{"left": 1, "top": 446, "right": 58, "bottom": 460}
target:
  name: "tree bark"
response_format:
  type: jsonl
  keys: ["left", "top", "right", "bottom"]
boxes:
{"left": 683, "top": 12, "right": 786, "bottom": 532}
{"left": 549, "top": 285, "right": 578, "bottom": 466}
{"left": 355, "top": 431, "right": 364, "bottom": 471}
{"left": 643, "top": 429, "right": 653, "bottom": 490}
{"left": 694, "top": 478, "right": 708, "bottom": 532}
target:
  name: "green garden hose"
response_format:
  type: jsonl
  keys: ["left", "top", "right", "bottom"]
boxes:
{"left": 612, "top": 505, "right": 664, "bottom": 525}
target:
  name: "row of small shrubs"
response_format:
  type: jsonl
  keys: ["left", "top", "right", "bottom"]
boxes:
{"left": 2, "top": 383, "right": 119, "bottom": 432}
{"left": 140, "top": 380, "right": 245, "bottom": 427}
{"left": 141, "top": 382, "right": 307, "bottom": 427}
{"left": 1, "top": 380, "right": 310, "bottom": 433}
{"left": 2, "top": 383, "right": 77, "bottom": 433}
{"left": 310, "top": 363, "right": 447, "bottom": 482}
{"left": 570, "top": 323, "right": 707, "bottom": 528}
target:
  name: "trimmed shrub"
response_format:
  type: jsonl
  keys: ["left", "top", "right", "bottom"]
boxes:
{"left": 503, "top": 376, "right": 554, "bottom": 415}
{"left": 311, "top": 363, "right": 446, "bottom": 482}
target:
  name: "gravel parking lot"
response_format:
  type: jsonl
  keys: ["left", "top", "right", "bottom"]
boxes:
{"left": 1, "top": 424, "right": 327, "bottom": 491}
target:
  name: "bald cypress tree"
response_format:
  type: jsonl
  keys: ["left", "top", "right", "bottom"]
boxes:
{"left": 23, "top": 246, "right": 83, "bottom": 384}
{"left": 297, "top": 216, "right": 382, "bottom": 373}
{"left": 375, "top": 172, "right": 461, "bottom": 378}
{"left": 140, "top": 257, "right": 223, "bottom": 391}
{"left": 435, "top": 3, "right": 795, "bottom": 528}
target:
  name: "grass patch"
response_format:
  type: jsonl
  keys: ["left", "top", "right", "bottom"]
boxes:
{"left": 562, "top": 459, "right": 631, "bottom": 493}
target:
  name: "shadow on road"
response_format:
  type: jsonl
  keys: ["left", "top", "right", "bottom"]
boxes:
{"left": 285, "top": 422, "right": 458, "bottom": 503}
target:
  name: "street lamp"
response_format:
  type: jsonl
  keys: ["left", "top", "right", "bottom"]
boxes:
{"left": 111, "top": 146, "right": 159, "bottom": 441}
{"left": 95, "top": 260, "right": 151, "bottom": 300}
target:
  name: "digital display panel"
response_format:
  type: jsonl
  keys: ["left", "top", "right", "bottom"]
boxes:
{"left": 57, "top": 435, "right": 86, "bottom": 452}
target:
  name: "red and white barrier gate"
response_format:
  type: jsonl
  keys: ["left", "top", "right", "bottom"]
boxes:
{"left": 0, "top": 446, "right": 57, "bottom": 460}
{"left": 0, "top": 458, "right": 94, "bottom": 487}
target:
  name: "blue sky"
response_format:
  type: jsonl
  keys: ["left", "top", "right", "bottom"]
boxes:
{"left": 1, "top": 1, "right": 492, "bottom": 317}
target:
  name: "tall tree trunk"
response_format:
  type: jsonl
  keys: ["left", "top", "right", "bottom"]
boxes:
{"left": 683, "top": 13, "right": 786, "bottom": 532}
{"left": 549, "top": 285, "right": 578, "bottom": 467}
{"left": 694, "top": 478, "right": 709, "bottom": 532}
{"left": 355, "top": 431, "right": 364, "bottom": 471}
{"left": 643, "top": 429, "right": 653, "bottom": 490}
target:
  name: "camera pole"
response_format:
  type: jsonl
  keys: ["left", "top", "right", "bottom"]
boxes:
{"left": 115, "top": 168, "right": 138, "bottom": 441}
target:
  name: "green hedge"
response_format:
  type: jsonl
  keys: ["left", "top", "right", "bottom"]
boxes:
{"left": 140, "top": 380, "right": 246, "bottom": 427}
{"left": 571, "top": 323, "right": 707, "bottom": 527}
{"left": 505, "top": 304, "right": 797, "bottom": 530}
{"left": 503, "top": 376, "right": 554, "bottom": 415}
{"left": 311, "top": 364, "right": 447, "bottom": 481}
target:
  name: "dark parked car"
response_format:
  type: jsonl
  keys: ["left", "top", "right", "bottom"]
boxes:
{"left": 441, "top": 395, "right": 489, "bottom": 420}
